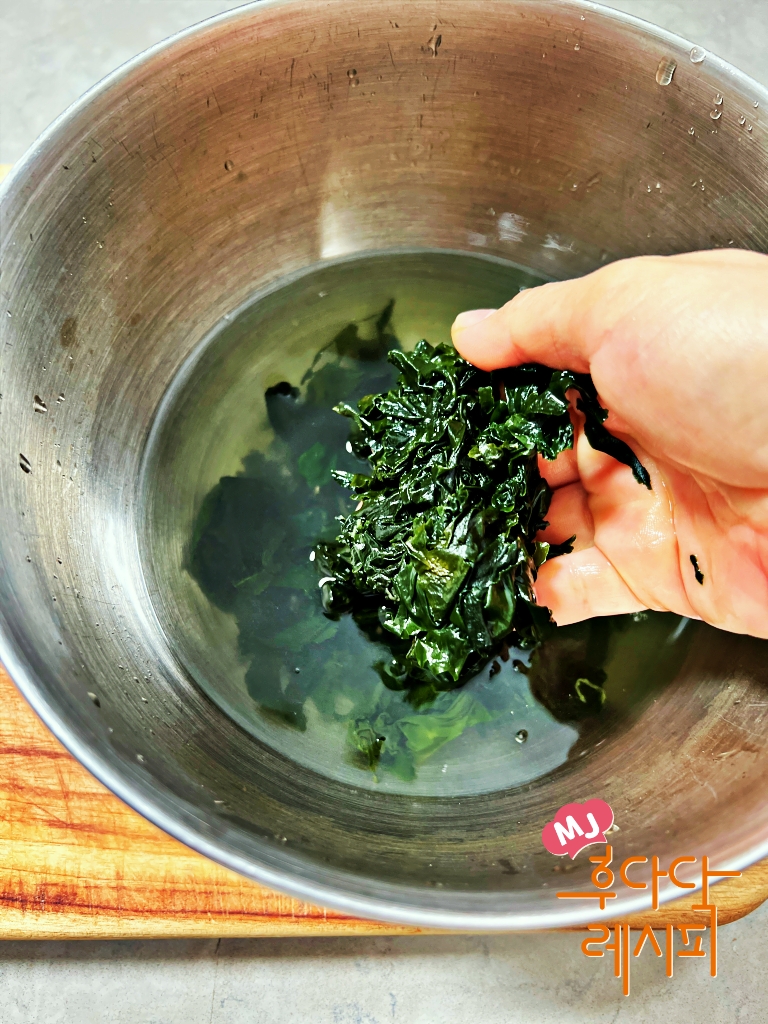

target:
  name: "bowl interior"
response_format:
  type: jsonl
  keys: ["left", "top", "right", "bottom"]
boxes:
{"left": 140, "top": 246, "right": 699, "bottom": 801}
{"left": 1, "top": 0, "right": 767, "bottom": 928}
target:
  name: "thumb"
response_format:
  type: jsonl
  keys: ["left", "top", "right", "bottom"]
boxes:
{"left": 451, "top": 277, "right": 599, "bottom": 373}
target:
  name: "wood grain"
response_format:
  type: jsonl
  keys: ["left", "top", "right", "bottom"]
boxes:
{"left": 0, "top": 664, "right": 766, "bottom": 939}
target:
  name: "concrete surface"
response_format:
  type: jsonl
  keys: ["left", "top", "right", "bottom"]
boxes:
{"left": 2, "top": 923, "right": 768, "bottom": 1023}
{"left": 1, "top": 1, "right": 768, "bottom": 1022}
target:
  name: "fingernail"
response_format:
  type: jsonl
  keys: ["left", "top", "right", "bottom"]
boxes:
{"left": 452, "top": 308, "right": 497, "bottom": 331}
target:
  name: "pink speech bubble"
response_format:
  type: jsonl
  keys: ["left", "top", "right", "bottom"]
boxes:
{"left": 541, "top": 799, "right": 614, "bottom": 859}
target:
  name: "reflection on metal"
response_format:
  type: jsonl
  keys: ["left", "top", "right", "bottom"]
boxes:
{"left": 0, "top": 0, "right": 767, "bottom": 932}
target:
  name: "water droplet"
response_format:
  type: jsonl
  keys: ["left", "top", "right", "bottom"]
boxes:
{"left": 580, "top": 13, "right": 585, "bottom": 20}
{"left": 347, "top": 68, "right": 360, "bottom": 86}
{"left": 33, "top": 396, "right": 47, "bottom": 413}
{"left": 96, "top": 240, "right": 104, "bottom": 249}
{"left": 656, "top": 57, "right": 677, "bottom": 86}
{"left": 688, "top": 126, "right": 695, "bottom": 135}
{"left": 515, "top": 729, "right": 528, "bottom": 744}
{"left": 754, "top": 100, "right": 760, "bottom": 108}
{"left": 19, "top": 453, "right": 31, "bottom": 474}
{"left": 710, "top": 108, "right": 722, "bottom": 120}
{"left": 714, "top": 93, "right": 723, "bottom": 106}
{"left": 646, "top": 185, "right": 652, "bottom": 192}
{"left": 739, "top": 115, "right": 747, "bottom": 125}
{"left": 656, "top": 182, "right": 661, "bottom": 189}
{"left": 747, "top": 124, "right": 753, "bottom": 132}
{"left": 87, "top": 692, "right": 100, "bottom": 707}
{"left": 690, "top": 45, "right": 706, "bottom": 64}
{"left": 6, "top": 310, "right": 11, "bottom": 318}
{"left": 574, "top": 43, "right": 580, "bottom": 51}
{"left": 701, "top": 183, "right": 705, "bottom": 190}
{"left": 571, "top": 182, "right": 578, "bottom": 190}
{"left": 136, "top": 753, "right": 145, "bottom": 763}
{"left": 57, "top": 393, "right": 65, "bottom": 404}
{"left": 309, "top": 550, "right": 316, "bottom": 562}
{"left": 224, "top": 160, "right": 234, "bottom": 171}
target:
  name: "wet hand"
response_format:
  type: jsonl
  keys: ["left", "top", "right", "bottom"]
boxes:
{"left": 452, "top": 250, "right": 768, "bottom": 638}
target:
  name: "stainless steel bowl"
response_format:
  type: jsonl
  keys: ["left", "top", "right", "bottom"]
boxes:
{"left": 1, "top": 0, "right": 767, "bottom": 930}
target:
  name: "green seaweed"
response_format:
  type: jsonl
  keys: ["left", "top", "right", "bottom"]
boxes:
{"left": 188, "top": 302, "right": 650, "bottom": 778}
{"left": 317, "top": 340, "right": 649, "bottom": 705}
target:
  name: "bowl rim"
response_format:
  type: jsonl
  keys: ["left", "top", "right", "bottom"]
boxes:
{"left": 2, "top": 0, "right": 768, "bottom": 931}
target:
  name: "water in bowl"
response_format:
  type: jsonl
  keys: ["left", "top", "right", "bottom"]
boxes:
{"left": 140, "top": 250, "right": 692, "bottom": 797}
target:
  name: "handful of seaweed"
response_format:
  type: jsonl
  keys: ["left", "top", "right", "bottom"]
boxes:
{"left": 189, "top": 302, "right": 653, "bottom": 779}
{"left": 317, "top": 340, "right": 649, "bottom": 698}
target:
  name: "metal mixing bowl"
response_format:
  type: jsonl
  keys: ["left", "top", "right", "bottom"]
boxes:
{"left": 1, "top": 0, "right": 767, "bottom": 930}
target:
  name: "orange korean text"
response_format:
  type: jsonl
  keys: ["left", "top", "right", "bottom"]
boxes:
{"left": 557, "top": 847, "right": 741, "bottom": 996}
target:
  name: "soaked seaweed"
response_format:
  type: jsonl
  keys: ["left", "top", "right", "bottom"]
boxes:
{"left": 188, "top": 302, "right": 650, "bottom": 778}
{"left": 317, "top": 339, "right": 649, "bottom": 709}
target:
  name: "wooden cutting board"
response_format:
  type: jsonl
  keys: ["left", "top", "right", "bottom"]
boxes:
{"left": 2, "top": 664, "right": 768, "bottom": 939}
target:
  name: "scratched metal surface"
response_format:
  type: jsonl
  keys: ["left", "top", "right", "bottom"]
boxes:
{"left": 2, "top": 1, "right": 768, "bottom": 1021}
{"left": 1, "top": 0, "right": 768, "bottom": 933}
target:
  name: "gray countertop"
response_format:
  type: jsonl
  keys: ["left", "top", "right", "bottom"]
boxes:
{"left": 1, "top": 2, "right": 767, "bottom": 1022}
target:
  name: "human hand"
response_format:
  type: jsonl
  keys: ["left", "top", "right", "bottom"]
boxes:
{"left": 451, "top": 250, "right": 768, "bottom": 638}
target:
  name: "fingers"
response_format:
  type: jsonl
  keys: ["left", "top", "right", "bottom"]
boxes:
{"left": 536, "top": 429, "right": 698, "bottom": 624}
{"left": 535, "top": 547, "right": 647, "bottom": 626}
{"left": 538, "top": 448, "right": 579, "bottom": 489}
{"left": 538, "top": 481, "right": 594, "bottom": 551}
{"left": 572, "top": 431, "right": 698, "bottom": 618}
{"left": 451, "top": 251, "right": 768, "bottom": 375}
{"left": 668, "top": 249, "right": 768, "bottom": 268}
{"left": 451, "top": 277, "right": 598, "bottom": 372}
